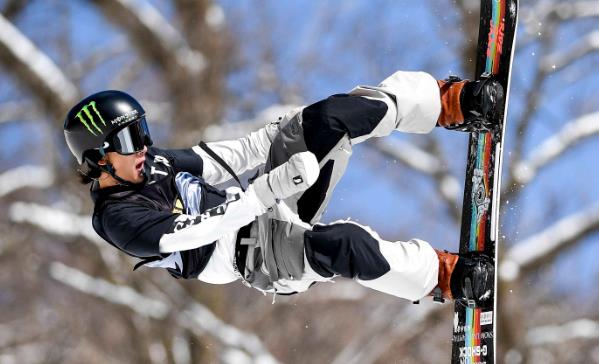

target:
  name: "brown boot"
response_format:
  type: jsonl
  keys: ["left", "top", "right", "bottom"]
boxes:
{"left": 436, "top": 78, "right": 467, "bottom": 128}
{"left": 432, "top": 249, "right": 460, "bottom": 300}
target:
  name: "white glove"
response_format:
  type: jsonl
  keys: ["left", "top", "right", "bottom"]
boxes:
{"left": 253, "top": 151, "right": 320, "bottom": 207}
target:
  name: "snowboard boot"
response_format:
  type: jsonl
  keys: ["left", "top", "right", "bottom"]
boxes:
{"left": 436, "top": 75, "right": 505, "bottom": 132}
{"left": 431, "top": 250, "right": 494, "bottom": 308}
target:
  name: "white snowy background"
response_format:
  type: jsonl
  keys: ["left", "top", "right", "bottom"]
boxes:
{"left": 0, "top": 0, "right": 597, "bottom": 363}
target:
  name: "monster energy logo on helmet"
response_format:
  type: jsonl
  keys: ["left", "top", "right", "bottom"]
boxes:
{"left": 76, "top": 101, "right": 106, "bottom": 136}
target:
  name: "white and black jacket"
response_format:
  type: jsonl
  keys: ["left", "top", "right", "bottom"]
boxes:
{"left": 91, "top": 123, "right": 277, "bottom": 279}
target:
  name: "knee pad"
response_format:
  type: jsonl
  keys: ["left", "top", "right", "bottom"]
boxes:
{"left": 302, "top": 94, "right": 387, "bottom": 160}
{"left": 304, "top": 222, "right": 390, "bottom": 280}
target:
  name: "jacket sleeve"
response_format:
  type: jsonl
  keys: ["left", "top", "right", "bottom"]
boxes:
{"left": 192, "top": 122, "right": 279, "bottom": 185}
{"left": 158, "top": 184, "right": 267, "bottom": 253}
{"left": 100, "top": 185, "right": 267, "bottom": 256}
{"left": 100, "top": 203, "right": 179, "bottom": 257}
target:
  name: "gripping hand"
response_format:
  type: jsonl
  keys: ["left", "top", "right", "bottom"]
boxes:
{"left": 253, "top": 151, "right": 319, "bottom": 207}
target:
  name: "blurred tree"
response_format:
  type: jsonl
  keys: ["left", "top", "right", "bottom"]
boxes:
{"left": 0, "top": 1, "right": 598, "bottom": 363}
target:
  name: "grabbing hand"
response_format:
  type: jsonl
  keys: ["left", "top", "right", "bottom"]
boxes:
{"left": 253, "top": 151, "right": 319, "bottom": 207}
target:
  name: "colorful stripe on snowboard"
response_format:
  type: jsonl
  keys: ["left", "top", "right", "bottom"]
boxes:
{"left": 486, "top": 0, "right": 505, "bottom": 74}
{"left": 469, "top": 131, "right": 492, "bottom": 252}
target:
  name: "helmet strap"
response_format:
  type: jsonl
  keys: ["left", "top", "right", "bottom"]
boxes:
{"left": 86, "top": 156, "right": 133, "bottom": 187}
{"left": 76, "top": 166, "right": 100, "bottom": 182}
{"left": 103, "top": 163, "right": 134, "bottom": 187}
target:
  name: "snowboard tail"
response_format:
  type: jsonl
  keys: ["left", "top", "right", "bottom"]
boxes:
{"left": 451, "top": 1, "right": 518, "bottom": 363}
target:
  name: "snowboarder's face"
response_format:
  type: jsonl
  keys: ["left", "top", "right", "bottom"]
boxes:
{"left": 101, "top": 146, "right": 147, "bottom": 185}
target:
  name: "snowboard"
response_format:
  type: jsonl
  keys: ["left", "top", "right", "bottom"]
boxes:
{"left": 451, "top": 1, "right": 518, "bottom": 364}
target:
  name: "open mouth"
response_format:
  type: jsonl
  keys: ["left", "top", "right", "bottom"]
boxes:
{"left": 135, "top": 159, "right": 145, "bottom": 174}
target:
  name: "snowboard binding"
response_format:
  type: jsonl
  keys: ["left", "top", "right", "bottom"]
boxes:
{"left": 451, "top": 252, "right": 495, "bottom": 309}
{"left": 438, "top": 73, "right": 505, "bottom": 132}
{"left": 428, "top": 250, "right": 494, "bottom": 309}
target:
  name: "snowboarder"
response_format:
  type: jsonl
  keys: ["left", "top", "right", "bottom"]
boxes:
{"left": 63, "top": 70, "right": 500, "bottom": 306}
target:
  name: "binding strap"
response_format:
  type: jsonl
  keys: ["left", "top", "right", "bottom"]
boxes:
{"left": 199, "top": 141, "right": 245, "bottom": 192}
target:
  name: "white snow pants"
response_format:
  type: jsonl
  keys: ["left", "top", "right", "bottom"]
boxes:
{"left": 266, "top": 71, "right": 442, "bottom": 301}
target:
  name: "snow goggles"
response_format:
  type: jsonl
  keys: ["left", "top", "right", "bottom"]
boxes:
{"left": 103, "top": 117, "right": 153, "bottom": 155}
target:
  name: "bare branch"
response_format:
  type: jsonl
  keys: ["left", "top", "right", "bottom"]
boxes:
{"left": 527, "top": 319, "right": 599, "bottom": 345}
{"left": 134, "top": 99, "right": 172, "bottom": 124}
{"left": 50, "top": 261, "right": 169, "bottom": 318}
{"left": 90, "top": 0, "right": 205, "bottom": 76}
{"left": 109, "top": 58, "right": 145, "bottom": 90}
{"left": 0, "top": 0, "right": 29, "bottom": 20}
{"left": 540, "top": 30, "right": 599, "bottom": 73}
{"left": 8, "top": 201, "right": 121, "bottom": 267}
{"left": 0, "top": 13, "right": 77, "bottom": 113}
{"left": 331, "top": 304, "right": 399, "bottom": 364}
{"left": 50, "top": 262, "right": 279, "bottom": 364}
{"left": 334, "top": 302, "right": 446, "bottom": 364}
{"left": 368, "top": 138, "right": 461, "bottom": 220}
{"left": 290, "top": 281, "right": 368, "bottom": 303}
{"left": 454, "top": 0, "right": 481, "bottom": 76}
{"left": 9, "top": 202, "right": 101, "bottom": 244}
{"left": 370, "top": 138, "right": 442, "bottom": 176}
{"left": 202, "top": 104, "right": 299, "bottom": 141}
{"left": 0, "top": 320, "right": 50, "bottom": 352}
{"left": 0, "top": 342, "right": 47, "bottom": 363}
{"left": 500, "top": 203, "right": 599, "bottom": 282}
{"left": 0, "top": 101, "right": 40, "bottom": 123}
{"left": 512, "top": 111, "right": 599, "bottom": 185}
{"left": 0, "top": 166, "right": 54, "bottom": 197}
{"left": 506, "top": 29, "right": 556, "bottom": 200}
{"left": 555, "top": 1, "right": 599, "bottom": 20}
{"left": 522, "top": 1, "right": 599, "bottom": 31}
{"left": 68, "top": 39, "right": 129, "bottom": 82}
{"left": 518, "top": 1, "right": 599, "bottom": 56}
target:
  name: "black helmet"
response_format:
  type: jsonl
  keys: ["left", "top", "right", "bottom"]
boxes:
{"left": 64, "top": 90, "right": 152, "bottom": 165}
